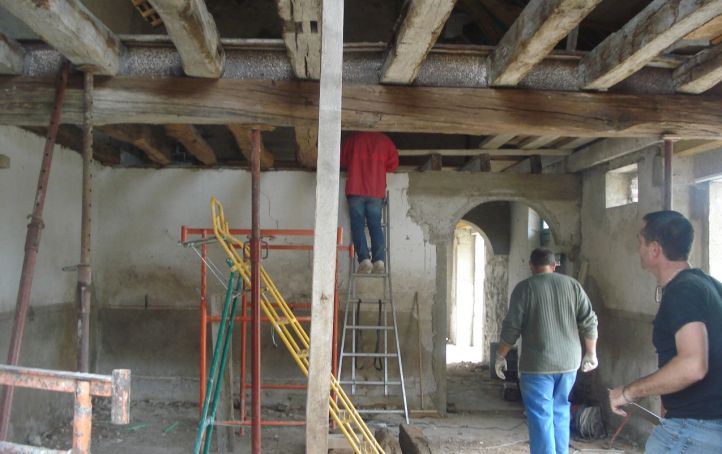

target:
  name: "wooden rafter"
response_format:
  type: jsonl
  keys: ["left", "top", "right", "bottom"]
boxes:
{"left": 673, "top": 44, "right": 722, "bottom": 94}
{"left": 520, "top": 136, "right": 560, "bottom": 149}
{"left": 380, "top": 0, "right": 456, "bottom": 84}
{"left": 0, "top": 34, "right": 24, "bottom": 75}
{"left": 399, "top": 148, "right": 570, "bottom": 157}
{"left": 488, "top": 0, "right": 602, "bottom": 86}
{"left": 565, "top": 138, "right": 660, "bottom": 173}
{"left": 557, "top": 137, "right": 596, "bottom": 150}
{"left": 23, "top": 126, "right": 121, "bottom": 165}
{"left": 276, "top": 0, "right": 321, "bottom": 80}
{"left": 579, "top": 0, "right": 722, "bottom": 90}
{"left": 674, "top": 139, "right": 722, "bottom": 157}
{"left": 294, "top": 127, "right": 317, "bottom": 168}
{"left": 97, "top": 125, "right": 172, "bottom": 165}
{"left": 479, "top": 134, "right": 516, "bottom": 149}
{"left": 227, "top": 124, "right": 274, "bottom": 169}
{"left": 147, "top": 0, "right": 225, "bottom": 78}
{"left": 3, "top": 78, "right": 722, "bottom": 139}
{"left": 164, "top": 124, "right": 217, "bottom": 165}
{"left": 0, "top": 0, "right": 124, "bottom": 75}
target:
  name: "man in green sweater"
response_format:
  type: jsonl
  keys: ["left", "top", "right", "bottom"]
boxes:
{"left": 496, "top": 248, "right": 598, "bottom": 454}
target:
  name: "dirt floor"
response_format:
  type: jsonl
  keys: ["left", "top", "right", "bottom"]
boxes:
{"left": 35, "top": 363, "right": 643, "bottom": 453}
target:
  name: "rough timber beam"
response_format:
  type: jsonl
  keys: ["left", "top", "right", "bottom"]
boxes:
{"left": 294, "top": 127, "right": 317, "bottom": 168}
{"left": 147, "top": 0, "right": 225, "bottom": 78}
{"left": 23, "top": 126, "right": 121, "bottom": 165}
{"left": 674, "top": 139, "right": 722, "bottom": 157}
{"left": 380, "top": 0, "right": 456, "bottom": 84}
{"left": 0, "top": 34, "right": 24, "bottom": 75}
{"left": 673, "top": 44, "right": 722, "bottom": 93}
{"left": 97, "top": 125, "right": 172, "bottom": 165}
{"left": 276, "top": 0, "right": 321, "bottom": 79}
{"left": 164, "top": 124, "right": 217, "bottom": 165}
{"left": 488, "top": 0, "right": 602, "bottom": 86}
{"left": 565, "top": 138, "right": 661, "bottom": 173}
{"left": 479, "top": 134, "right": 516, "bottom": 149}
{"left": 0, "top": 0, "right": 124, "bottom": 75}
{"left": 579, "top": 0, "right": 722, "bottom": 90}
{"left": 3, "top": 78, "right": 722, "bottom": 139}
{"left": 227, "top": 124, "right": 274, "bottom": 169}
{"left": 399, "top": 148, "right": 570, "bottom": 157}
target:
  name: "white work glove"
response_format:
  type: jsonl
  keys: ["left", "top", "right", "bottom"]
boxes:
{"left": 581, "top": 352, "right": 598, "bottom": 372}
{"left": 495, "top": 355, "right": 507, "bottom": 380}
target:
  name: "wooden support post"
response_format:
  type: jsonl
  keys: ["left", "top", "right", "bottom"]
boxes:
{"left": 420, "top": 153, "right": 442, "bottom": 171}
{"left": 305, "top": 0, "right": 344, "bottom": 451}
{"left": 72, "top": 381, "right": 92, "bottom": 454}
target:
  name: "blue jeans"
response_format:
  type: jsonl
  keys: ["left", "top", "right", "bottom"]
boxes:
{"left": 519, "top": 372, "right": 576, "bottom": 454}
{"left": 347, "top": 196, "right": 384, "bottom": 263}
{"left": 645, "top": 417, "right": 722, "bottom": 453}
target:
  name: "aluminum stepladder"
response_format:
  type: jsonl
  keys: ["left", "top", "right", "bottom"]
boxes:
{"left": 338, "top": 195, "right": 410, "bottom": 424}
{"left": 197, "top": 198, "right": 384, "bottom": 454}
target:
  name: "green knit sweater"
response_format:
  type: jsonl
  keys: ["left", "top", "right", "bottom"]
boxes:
{"left": 500, "top": 272, "right": 598, "bottom": 374}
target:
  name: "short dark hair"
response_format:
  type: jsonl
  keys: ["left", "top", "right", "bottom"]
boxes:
{"left": 640, "top": 211, "right": 693, "bottom": 261}
{"left": 530, "top": 248, "right": 556, "bottom": 267}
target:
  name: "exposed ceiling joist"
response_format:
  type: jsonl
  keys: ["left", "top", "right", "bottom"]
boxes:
{"left": 276, "top": 0, "right": 321, "bottom": 79}
{"left": 479, "top": 134, "right": 516, "bottom": 149}
{"left": 380, "top": 0, "right": 456, "bottom": 84}
{"left": 674, "top": 139, "right": 722, "bottom": 156}
{"left": 558, "top": 137, "right": 596, "bottom": 150}
{"left": 520, "top": 136, "right": 560, "bottom": 149}
{"left": 399, "top": 148, "right": 571, "bottom": 157}
{"left": 0, "top": 0, "right": 124, "bottom": 75}
{"left": 565, "top": 138, "right": 661, "bottom": 173}
{"left": 294, "top": 127, "right": 317, "bottom": 168}
{"left": 147, "top": 0, "right": 224, "bottom": 78}
{"left": 3, "top": 78, "right": 722, "bottom": 138}
{"left": 579, "top": 0, "right": 722, "bottom": 90}
{"left": 23, "top": 126, "right": 121, "bottom": 165}
{"left": 673, "top": 43, "right": 722, "bottom": 93}
{"left": 488, "top": 0, "right": 602, "bottom": 86}
{"left": 164, "top": 124, "right": 217, "bottom": 165}
{"left": 227, "top": 124, "right": 274, "bottom": 169}
{"left": 0, "top": 34, "right": 24, "bottom": 75}
{"left": 98, "top": 125, "right": 172, "bottom": 165}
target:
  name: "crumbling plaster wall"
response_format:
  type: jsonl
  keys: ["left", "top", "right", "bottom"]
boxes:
{"left": 580, "top": 145, "right": 704, "bottom": 443}
{"left": 406, "top": 172, "right": 581, "bottom": 414}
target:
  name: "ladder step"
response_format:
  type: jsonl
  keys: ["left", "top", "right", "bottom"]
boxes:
{"left": 339, "top": 380, "right": 401, "bottom": 386}
{"left": 345, "top": 325, "right": 393, "bottom": 330}
{"left": 340, "top": 352, "right": 397, "bottom": 358}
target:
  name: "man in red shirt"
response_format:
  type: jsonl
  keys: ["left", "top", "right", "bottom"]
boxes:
{"left": 340, "top": 132, "right": 399, "bottom": 274}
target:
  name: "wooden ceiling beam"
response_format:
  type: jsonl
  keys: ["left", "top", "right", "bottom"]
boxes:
{"left": 488, "top": 0, "right": 602, "bottom": 86}
{"left": 147, "top": 0, "right": 224, "bottom": 78}
{"left": 164, "top": 124, "right": 217, "bottom": 165}
{"left": 0, "top": 34, "right": 24, "bottom": 75}
{"left": 520, "top": 136, "right": 560, "bottom": 149}
{"left": 23, "top": 126, "right": 121, "bottom": 165}
{"left": 0, "top": 0, "right": 124, "bottom": 75}
{"left": 97, "top": 125, "right": 172, "bottom": 165}
{"left": 227, "top": 124, "right": 274, "bottom": 169}
{"left": 3, "top": 78, "right": 722, "bottom": 139}
{"left": 674, "top": 139, "right": 722, "bottom": 157}
{"left": 479, "top": 134, "right": 516, "bottom": 149}
{"left": 673, "top": 43, "right": 722, "bottom": 94}
{"left": 294, "top": 126, "right": 317, "bottom": 169}
{"left": 400, "top": 148, "right": 571, "bottom": 157}
{"left": 565, "top": 138, "right": 660, "bottom": 173}
{"left": 579, "top": 0, "right": 722, "bottom": 90}
{"left": 380, "top": 0, "right": 456, "bottom": 84}
{"left": 276, "top": 0, "right": 321, "bottom": 79}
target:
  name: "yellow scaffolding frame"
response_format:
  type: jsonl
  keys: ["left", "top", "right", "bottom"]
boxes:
{"left": 211, "top": 198, "right": 384, "bottom": 454}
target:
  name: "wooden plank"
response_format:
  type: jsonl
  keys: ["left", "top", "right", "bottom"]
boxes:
{"left": 684, "top": 14, "right": 722, "bottom": 40}
{"left": 674, "top": 138, "right": 722, "bottom": 156}
{"left": 97, "top": 125, "right": 172, "bottom": 165}
{"left": 0, "top": 33, "right": 24, "bottom": 75}
{"left": 479, "top": 134, "right": 516, "bottom": 149}
{"left": 277, "top": 0, "right": 321, "bottom": 79}
{"left": 0, "top": 0, "right": 123, "bottom": 75}
{"left": 579, "top": 0, "right": 722, "bottom": 90}
{"left": 565, "top": 138, "right": 660, "bottom": 173}
{"left": 4, "top": 78, "right": 722, "bottom": 139}
{"left": 380, "top": 0, "right": 456, "bottom": 84}
{"left": 520, "top": 136, "right": 560, "bottom": 149}
{"left": 147, "top": 0, "right": 225, "bottom": 78}
{"left": 488, "top": 0, "right": 602, "bottom": 86}
{"left": 227, "top": 124, "right": 274, "bottom": 169}
{"left": 557, "top": 137, "right": 596, "bottom": 150}
{"left": 305, "top": 0, "right": 343, "bottom": 451}
{"left": 399, "top": 148, "right": 571, "bottom": 157}
{"left": 164, "top": 124, "right": 217, "bottom": 165}
{"left": 294, "top": 126, "right": 317, "bottom": 168}
{"left": 23, "top": 126, "right": 121, "bottom": 166}
{"left": 673, "top": 44, "right": 722, "bottom": 93}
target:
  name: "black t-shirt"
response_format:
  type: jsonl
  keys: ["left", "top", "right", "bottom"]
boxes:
{"left": 653, "top": 269, "right": 722, "bottom": 419}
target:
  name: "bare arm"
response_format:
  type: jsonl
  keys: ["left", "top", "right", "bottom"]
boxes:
{"left": 497, "top": 342, "right": 512, "bottom": 359}
{"left": 609, "top": 322, "right": 708, "bottom": 416}
{"left": 584, "top": 336, "right": 597, "bottom": 356}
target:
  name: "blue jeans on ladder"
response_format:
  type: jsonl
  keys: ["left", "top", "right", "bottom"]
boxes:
{"left": 347, "top": 196, "right": 385, "bottom": 263}
{"left": 519, "top": 372, "right": 576, "bottom": 454}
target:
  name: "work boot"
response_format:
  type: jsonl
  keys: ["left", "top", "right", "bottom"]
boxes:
{"left": 357, "top": 259, "right": 373, "bottom": 274}
{"left": 372, "top": 260, "right": 385, "bottom": 274}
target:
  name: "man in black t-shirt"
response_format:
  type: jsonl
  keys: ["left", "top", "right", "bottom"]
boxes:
{"left": 609, "top": 211, "right": 722, "bottom": 453}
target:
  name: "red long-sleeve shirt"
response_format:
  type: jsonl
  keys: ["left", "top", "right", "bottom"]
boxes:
{"left": 340, "top": 132, "right": 399, "bottom": 199}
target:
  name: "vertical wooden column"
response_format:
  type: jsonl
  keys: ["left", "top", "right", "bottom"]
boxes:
{"left": 305, "top": 0, "right": 344, "bottom": 452}
{"left": 664, "top": 138, "right": 673, "bottom": 210}
{"left": 0, "top": 62, "right": 69, "bottom": 440}
{"left": 77, "top": 70, "right": 94, "bottom": 373}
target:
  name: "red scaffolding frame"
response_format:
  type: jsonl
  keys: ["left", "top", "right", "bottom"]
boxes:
{"left": 180, "top": 225, "right": 348, "bottom": 430}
